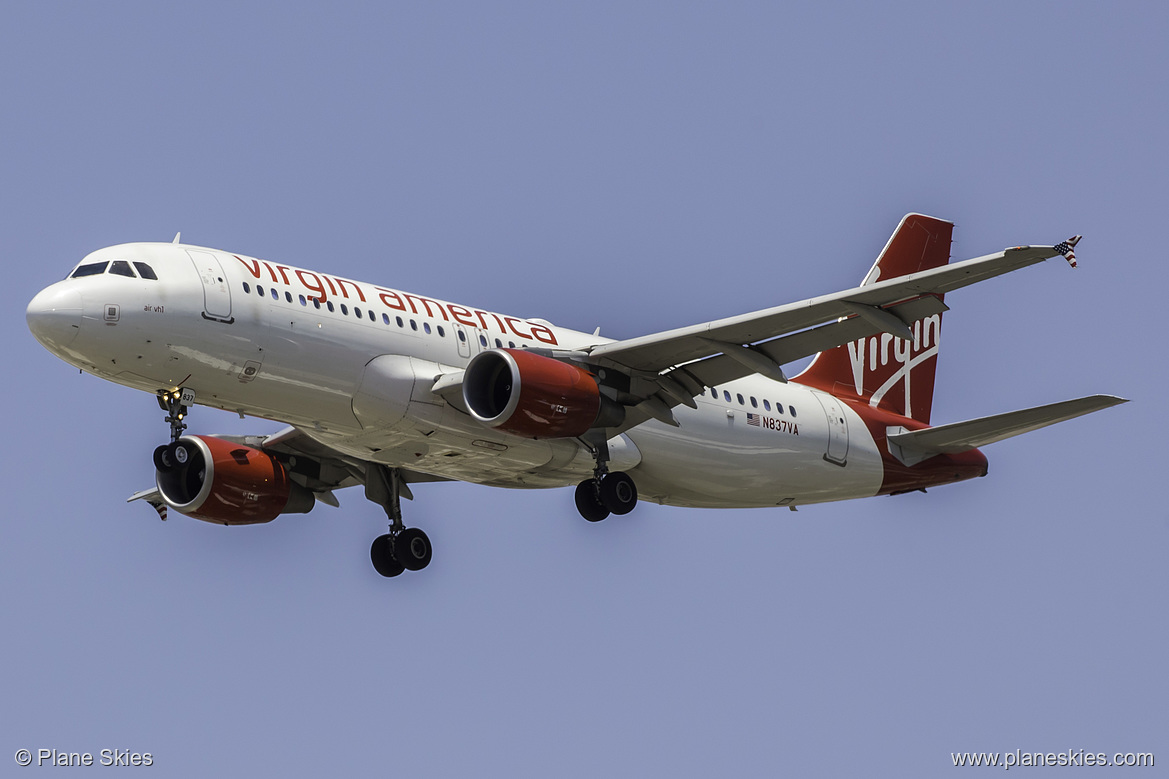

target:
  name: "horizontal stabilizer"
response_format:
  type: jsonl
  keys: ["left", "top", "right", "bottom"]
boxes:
{"left": 887, "top": 395, "right": 1128, "bottom": 466}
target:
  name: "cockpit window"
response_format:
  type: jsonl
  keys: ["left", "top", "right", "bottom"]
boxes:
{"left": 70, "top": 261, "right": 108, "bottom": 278}
{"left": 109, "top": 260, "right": 136, "bottom": 278}
{"left": 133, "top": 262, "right": 158, "bottom": 280}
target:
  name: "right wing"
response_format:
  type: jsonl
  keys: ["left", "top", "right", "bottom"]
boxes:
{"left": 579, "top": 243, "right": 1074, "bottom": 430}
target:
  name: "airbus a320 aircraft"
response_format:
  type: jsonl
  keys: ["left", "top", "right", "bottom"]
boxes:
{"left": 27, "top": 215, "right": 1126, "bottom": 577}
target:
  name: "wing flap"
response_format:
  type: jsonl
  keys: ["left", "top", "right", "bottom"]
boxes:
{"left": 886, "top": 395, "right": 1129, "bottom": 466}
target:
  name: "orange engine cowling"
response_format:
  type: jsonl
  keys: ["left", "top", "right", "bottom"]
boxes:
{"left": 155, "top": 435, "right": 315, "bottom": 525}
{"left": 462, "top": 349, "right": 623, "bottom": 438}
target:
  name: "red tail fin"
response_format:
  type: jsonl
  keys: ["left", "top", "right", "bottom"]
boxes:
{"left": 793, "top": 214, "right": 952, "bottom": 423}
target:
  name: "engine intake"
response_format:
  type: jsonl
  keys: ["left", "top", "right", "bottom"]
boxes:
{"left": 155, "top": 435, "right": 315, "bottom": 525}
{"left": 462, "top": 349, "right": 623, "bottom": 438}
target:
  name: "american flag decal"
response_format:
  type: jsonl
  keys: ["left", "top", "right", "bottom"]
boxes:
{"left": 148, "top": 500, "right": 168, "bottom": 521}
{"left": 1054, "top": 235, "right": 1081, "bottom": 269}
{"left": 747, "top": 413, "right": 760, "bottom": 427}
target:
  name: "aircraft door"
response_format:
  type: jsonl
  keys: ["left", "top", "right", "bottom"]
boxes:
{"left": 455, "top": 325, "right": 472, "bottom": 359}
{"left": 187, "top": 250, "right": 234, "bottom": 323}
{"left": 816, "top": 393, "right": 849, "bottom": 466}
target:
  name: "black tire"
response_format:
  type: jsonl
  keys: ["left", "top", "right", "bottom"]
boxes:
{"left": 172, "top": 440, "right": 196, "bottom": 466}
{"left": 153, "top": 444, "right": 174, "bottom": 472}
{"left": 599, "top": 472, "right": 638, "bottom": 515}
{"left": 394, "top": 527, "right": 433, "bottom": 571}
{"left": 575, "top": 480, "right": 610, "bottom": 522}
{"left": 371, "top": 534, "right": 405, "bottom": 578}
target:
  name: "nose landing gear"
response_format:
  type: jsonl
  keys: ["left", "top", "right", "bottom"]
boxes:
{"left": 152, "top": 388, "right": 195, "bottom": 473}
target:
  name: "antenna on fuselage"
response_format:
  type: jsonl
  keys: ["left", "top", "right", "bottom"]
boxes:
{"left": 172, "top": 232, "right": 181, "bottom": 244}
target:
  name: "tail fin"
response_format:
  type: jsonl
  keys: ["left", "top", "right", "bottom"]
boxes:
{"left": 793, "top": 214, "right": 953, "bottom": 423}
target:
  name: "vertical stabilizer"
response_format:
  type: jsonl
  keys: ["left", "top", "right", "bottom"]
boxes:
{"left": 793, "top": 214, "right": 952, "bottom": 423}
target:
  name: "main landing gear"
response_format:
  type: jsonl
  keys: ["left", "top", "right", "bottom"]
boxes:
{"left": 366, "top": 465, "right": 432, "bottom": 578}
{"left": 574, "top": 434, "right": 638, "bottom": 522}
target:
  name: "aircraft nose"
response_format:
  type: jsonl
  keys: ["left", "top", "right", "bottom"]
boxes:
{"left": 27, "top": 285, "right": 83, "bottom": 350}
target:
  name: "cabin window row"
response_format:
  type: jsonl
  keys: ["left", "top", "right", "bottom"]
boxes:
{"left": 241, "top": 281, "right": 524, "bottom": 348}
{"left": 703, "top": 387, "right": 797, "bottom": 417}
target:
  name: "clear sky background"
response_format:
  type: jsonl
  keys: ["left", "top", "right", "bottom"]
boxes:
{"left": 2, "top": 2, "right": 1164, "bottom": 776}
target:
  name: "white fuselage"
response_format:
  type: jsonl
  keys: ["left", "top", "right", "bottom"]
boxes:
{"left": 30, "top": 242, "right": 889, "bottom": 508}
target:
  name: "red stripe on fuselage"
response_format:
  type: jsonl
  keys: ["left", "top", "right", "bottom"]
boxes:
{"left": 844, "top": 398, "right": 988, "bottom": 494}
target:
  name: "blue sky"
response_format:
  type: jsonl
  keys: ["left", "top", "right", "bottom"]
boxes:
{"left": 2, "top": 3, "right": 1164, "bottom": 776}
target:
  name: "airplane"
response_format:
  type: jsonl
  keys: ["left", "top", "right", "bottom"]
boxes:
{"left": 26, "top": 214, "right": 1127, "bottom": 577}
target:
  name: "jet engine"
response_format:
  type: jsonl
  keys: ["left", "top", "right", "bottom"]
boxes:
{"left": 462, "top": 349, "right": 624, "bottom": 438}
{"left": 154, "top": 435, "right": 315, "bottom": 525}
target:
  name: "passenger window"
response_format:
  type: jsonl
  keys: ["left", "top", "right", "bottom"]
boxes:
{"left": 396, "top": 316, "right": 404, "bottom": 328}
{"left": 479, "top": 334, "right": 487, "bottom": 347}
{"left": 70, "top": 262, "right": 108, "bottom": 278}
{"left": 709, "top": 387, "right": 717, "bottom": 399}
{"left": 109, "top": 260, "right": 135, "bottom": 278}
{"left": 723, "top": 391, "right": 731, "bottom": 402}
{"left": 508, "top": 341, "right": 515, "bottom": 348}
{"left": 243, "top": 282, "right": 251, "bottom": 294}
{"left": 313, "top": 298, "right": 321, "bottom": 310}
{"left": 736, "top": 393, "right": 744, "bottom": 405}
{"left": 285, "top": 291, "right": 293, "bottom": 303}
{"left": 270, "top": 288, "right": 278, "bottom": 300}
{"left": 133, "top": 262, "right": 158, "bottom": 280}
{"left": 458, "top": 330, "right": 467, "bottom": 342}
{"left": 423, "top": 322, "right": 432, "bottom": 335}
{"left": 354, "top": 307, "right": 362, "bottom": 318}
{"left": 368, "top": 310, "right": 375, "bottom": 322}
{"left": 410, "top": 320, "right": 418, "bottom": 331}
{"left": 776, "top": 403, "right": 783, "bottom": 415}
{"left": 327, "top": 301, "right": 335, "bottom": 312}
{"left": 299, "top": 295, "right": 307, "bottom": 306}
{"left": 763, "top": 399, "right": 771, "bottom": 411}
{"left": 750, "top": 397, "right": 758, "bottom": 408}
{"left": 495, "top": 339, "right": 502, "bottom": 348}
{"left": 789, "top": 406, "right": 797, "bottom": 417}
{"left": 340, "top": 304, "right": 348, "bottom": 315}
{"left": 382, "top": 313, "right": 390, "bottom": 325}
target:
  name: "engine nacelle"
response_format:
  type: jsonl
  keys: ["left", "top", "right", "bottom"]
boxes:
{"left": 155, "top": 435, "right": 315, "bottom": 525}
{"left": 462, "top": 349, "right": 624, "bottom": 438}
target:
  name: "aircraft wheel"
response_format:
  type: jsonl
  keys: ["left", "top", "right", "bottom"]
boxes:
{"left": 172, "top": 440, "right": 196, "bottom": 466}
{"left": 371, "top": 534, "right": 405, "bottom": 578}
{"left": 600, "top": 471, "right": 638, "bottom": 515}
{"left": 153, "top": 444, "right": 175, "bottom": 472}
{"left": 575, "top": 480, "right": 610, "bottom": 522}
{"left": 394, "top": 527, "right": 433, "bottom": 571}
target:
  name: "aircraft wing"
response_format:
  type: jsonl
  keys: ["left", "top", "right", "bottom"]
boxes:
{"left": 576, "top": 244, "right": 1073, "bottom": 429}
{"left": 128, "top": 426, "right": 451, "bottom": 518}
{"left": 588, "top": 245, "right": 1063, "bottom": 376}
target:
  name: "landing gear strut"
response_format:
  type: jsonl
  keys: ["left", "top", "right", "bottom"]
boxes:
{"left": 152, "top": 388, "right": 193, "bottom": 472}
{"left": 366, "top": 464, "right": 432, "bottom": 578}
{"left": 575, "top": 433, "right": 638, "bottom": 522}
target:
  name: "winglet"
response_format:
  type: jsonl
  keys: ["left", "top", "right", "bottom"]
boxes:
{"left": 127, "top": 487, "right": 168, "bottom": 521}
{"left": 172, "top": 232, "right": 182, "bottom": 245}
{"left": 1054, "top": 235, "right": 1081, "bottom": 268}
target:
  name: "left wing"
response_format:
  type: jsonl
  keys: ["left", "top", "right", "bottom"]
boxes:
{"left": 128, "top": 426, "right": 450, "bottom": 519}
